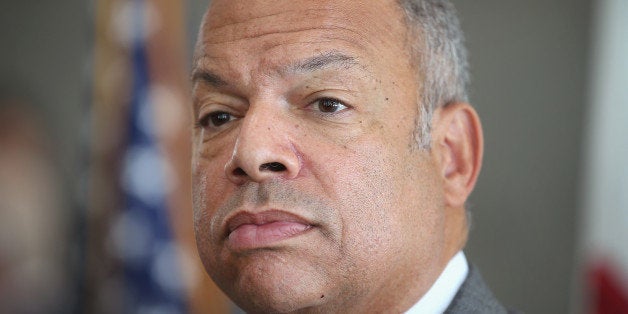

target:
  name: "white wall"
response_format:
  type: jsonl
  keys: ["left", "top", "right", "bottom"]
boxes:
{"left": 578, "top": 0, "right": 628, "bottom": 310}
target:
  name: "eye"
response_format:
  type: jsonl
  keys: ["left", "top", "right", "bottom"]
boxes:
{"left": 198, "top": 111, "right": 236, "bottom": 129}
{"left": 313, "top": 98, "right": 348, "bottom": 113}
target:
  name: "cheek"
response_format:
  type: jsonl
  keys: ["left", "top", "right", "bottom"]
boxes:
{"left": 313, "top": 139, "right": 402, "bottom": 245}
{"left": 192, "top": 158, "right": 236, "bottom": 277}
{"left": 191, "top": 161, "right": 215, "bottom": 245}
{"left": 191, "top": 144, "right": 235, "bottom": 253}
{"left": 314, "top": 133, "right": 442, "bottom": 264}
{"left": 192, "top": 160, "right": 223, "bottom": 215}
{"left": 191, "top": 133, "right": 235, "bottom": 211}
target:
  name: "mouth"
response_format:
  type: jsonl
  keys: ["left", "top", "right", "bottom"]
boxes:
{"left": 224, "top": 210, "right": 314, "bottom": 251}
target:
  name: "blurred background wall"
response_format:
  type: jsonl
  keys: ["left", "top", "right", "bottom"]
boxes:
{"left": 0, "top": 1, "right": 88, "bottom": 313}
{"left": 452, "top": 1, "right": 591, "bottom": 313}
{"left": 1, "top": 0, "right": 626, "bottom": 313}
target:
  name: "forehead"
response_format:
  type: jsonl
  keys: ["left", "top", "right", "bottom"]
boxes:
{"left": 194, "top": 0, "right": 410, "bottom": 78}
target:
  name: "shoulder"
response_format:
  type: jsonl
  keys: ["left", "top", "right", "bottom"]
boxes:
{"left": 444, "top": 264, "right": 519, "bottom": 314}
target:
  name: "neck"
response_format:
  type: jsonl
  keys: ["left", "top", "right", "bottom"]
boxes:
{"left": 443, "top": 206, "right": 469, "bottom": 263}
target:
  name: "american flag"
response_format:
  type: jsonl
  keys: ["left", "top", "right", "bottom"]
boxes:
{"left": 108, "top": 0, "right": 187, "bottom": 312}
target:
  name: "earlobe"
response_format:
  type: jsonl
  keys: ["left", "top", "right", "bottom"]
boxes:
{"left": 433, "top": 103, "right": 484, "bottom": 208}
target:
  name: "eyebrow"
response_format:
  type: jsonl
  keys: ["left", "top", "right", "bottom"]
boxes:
{"left": 191, "top": 69, "right": 228, "bottom": 87}
{"left": 191, "top": 51, "right": 358, "bottom": 87}
{"left": 287, "top": 51, "right": 357, "bottom": 74}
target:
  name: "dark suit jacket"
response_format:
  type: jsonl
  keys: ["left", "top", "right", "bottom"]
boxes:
{"left": 444, "top": 264, "right": 514, "bottom": 314}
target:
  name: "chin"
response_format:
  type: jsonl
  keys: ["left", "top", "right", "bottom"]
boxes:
{"left": 229, "top": 278, "right": 329, "bottom": 313}
{"left": 214, "top": 252, "right": 332, "bottom": 314}
{"left": 233, "top": 293, "right": 317, "bottom": 314}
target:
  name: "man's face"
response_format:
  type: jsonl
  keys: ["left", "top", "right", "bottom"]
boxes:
{"left": 192, "top": 0, "right": 448, "bottom": 312}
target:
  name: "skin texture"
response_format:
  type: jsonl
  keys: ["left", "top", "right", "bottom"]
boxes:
{"left": 191, "top": 0, "right": 484, "bottom": 313}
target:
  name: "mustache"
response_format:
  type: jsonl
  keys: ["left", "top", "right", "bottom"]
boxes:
{"left": 207, "top": 180, "right": 333, "bottom": 236}
{"left": 222, "top": 180, "right": 319, "bottom": 211}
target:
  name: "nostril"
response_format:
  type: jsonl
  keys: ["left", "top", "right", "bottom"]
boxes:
{"left": 259, "top": 162, "right": 286, "bottom": 172}
{"left": 233, "top": 168, "right": 247, "bottom": 176}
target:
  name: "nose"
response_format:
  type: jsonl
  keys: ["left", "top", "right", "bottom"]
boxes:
{"left": 224, "top": 106, "right": 300, "bottom": 184}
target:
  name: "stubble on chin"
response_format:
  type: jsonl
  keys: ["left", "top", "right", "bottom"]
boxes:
{"left": 193, "top": 179, "right": 351, "bottom": 310}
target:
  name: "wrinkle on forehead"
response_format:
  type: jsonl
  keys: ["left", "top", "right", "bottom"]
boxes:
{"left": 205, "top": 0, "right": 344, "bottom": 28}
{"left": 203, "top": 25, "right": 369, "bottom": 47}
{"left": 200, "top": 8, "right": 373, "bottom": 50}
{"left": 197, "top": 0, "right": 406, "bottom": 49}
{"left": 205, "top": 8, "right": 337, "bottom": 40}
{"left": 192, "top": 0, "right": 412, "bottom": 93}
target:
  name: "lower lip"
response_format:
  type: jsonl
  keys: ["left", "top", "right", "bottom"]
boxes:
{"left": 227, "top": 221, "right": 312, "bottom": 251}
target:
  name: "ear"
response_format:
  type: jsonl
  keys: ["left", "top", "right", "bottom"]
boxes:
{"left": 431, "top": 102, "right": 484, "bottom": 208}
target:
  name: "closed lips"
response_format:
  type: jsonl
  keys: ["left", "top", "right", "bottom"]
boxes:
{"left": 224, "top": 210, "right": 314, "bottom": 250}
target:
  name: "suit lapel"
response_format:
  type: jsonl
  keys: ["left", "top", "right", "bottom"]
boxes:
{"left": 444, "top": 264, "right": 509, "bottom": 314}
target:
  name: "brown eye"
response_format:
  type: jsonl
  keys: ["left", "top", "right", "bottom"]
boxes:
{"left": 199, "top": 111, "right": 234, "bottom": 128}
{"left": 316, "top": 98, "right": 347, "bottom": 113}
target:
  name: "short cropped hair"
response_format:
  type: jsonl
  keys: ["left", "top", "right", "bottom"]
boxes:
{"left": 398, "top": 0, "right": 470, "bottom": 148}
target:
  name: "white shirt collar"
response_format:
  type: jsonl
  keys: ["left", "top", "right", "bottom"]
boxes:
{"left": 405, "top": 251, "right": 469, "bottom": 314}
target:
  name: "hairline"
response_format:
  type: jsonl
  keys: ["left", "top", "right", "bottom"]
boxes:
{"left": 394, "top": 0, "right": 470, "bottom": 150}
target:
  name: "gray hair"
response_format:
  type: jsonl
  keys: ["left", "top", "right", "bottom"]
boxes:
{"left": 397, "top": 0, "right": 470, "bottom": 149}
